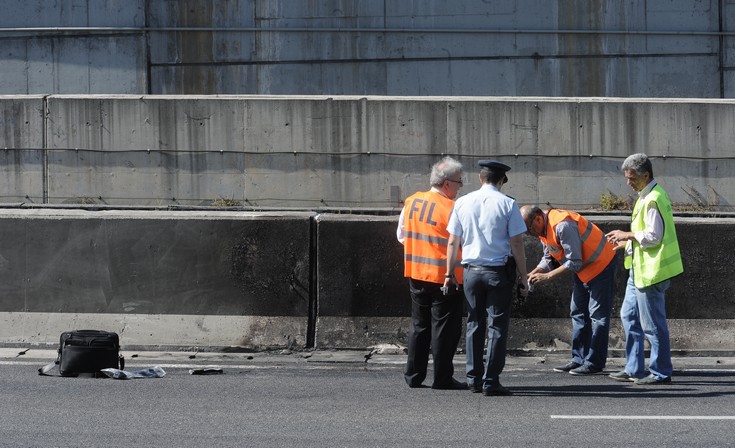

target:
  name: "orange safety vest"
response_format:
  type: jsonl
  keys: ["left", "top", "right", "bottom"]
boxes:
{"left": 403, "top": 190, "right": 463, "bottom": 284}
{"left": 538, "top": 209, "right": 616, "bottom": 284}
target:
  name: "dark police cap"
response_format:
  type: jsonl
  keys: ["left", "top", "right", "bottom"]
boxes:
{"left": 478, "top": 160, "right": 511, "bottom": 172}
{"left": 478, "top": 159, "right": 510, "bottom": 183}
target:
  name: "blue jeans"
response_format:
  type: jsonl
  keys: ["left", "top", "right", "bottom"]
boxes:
{"left": 463, "top": 266, "right": 513, "bottom": 388}
{"left": 570, "top": 256, "right": 618, "bottom": 369}
{"left": 620, "top": 269, "right": 673, "bottom": 379}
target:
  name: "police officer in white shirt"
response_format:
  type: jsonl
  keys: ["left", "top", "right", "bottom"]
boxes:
{"left": 444, "top": 160, "right": 529, "bottom": 396}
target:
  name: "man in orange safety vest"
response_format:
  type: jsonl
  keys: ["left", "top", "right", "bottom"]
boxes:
{"left": 521, "top": 205, "right": 619, "bottom": 375}
{"left": 397, "top": 156, "right": 466, "bottom": 390}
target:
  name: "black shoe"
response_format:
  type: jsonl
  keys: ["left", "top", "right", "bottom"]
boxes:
{"left": 569, "top": 364, "right": 603, "bottom": 375}
{"left": 470, "top": 383, "right": 483, "bottom": 393}
{"left": 432, "top": 378, "right": 468, "bottom": 390}
{"left": 553, "top": 361, "right": 581, "bottom": 373}
{"left": 405, "top": 377, "right": 425, "bottom": 388}
{"left": 482, "top": 384, "right": 513, "bottom": 396}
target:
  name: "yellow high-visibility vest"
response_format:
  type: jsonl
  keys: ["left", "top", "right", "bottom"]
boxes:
{"left": 624, "top": 184, "right": 684, "bottom": 287}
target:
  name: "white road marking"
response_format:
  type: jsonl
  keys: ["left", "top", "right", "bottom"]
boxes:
{"left": 552, "top": 415, "right": 735, "bottom": 420}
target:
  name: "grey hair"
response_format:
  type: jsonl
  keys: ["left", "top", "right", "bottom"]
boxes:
{"left": 520, "top": 205, "right": 543, "bottom": 222}
{"left": 430, "top": 156, "right": 463, "bottom": 186}
{"left": 621, "top": 153, "right": 654, "bottom": 178}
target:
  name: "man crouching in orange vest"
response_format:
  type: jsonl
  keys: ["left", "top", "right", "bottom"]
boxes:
{"left": 397, "top": 156, "right": 467, "bottom": 389}
{"left": 521, "top": 205, "right": 619, "bottom": 375}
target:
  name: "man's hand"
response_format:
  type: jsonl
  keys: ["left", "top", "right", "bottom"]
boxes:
{"left": 443, "top": 276, "right": 459, "bottom": 289}
{"left": 605, "top": 229, "right": 633, "bottom": 246}
{"left": 528, "top": 271, "right": 551, "bottom": 285}
{"left": 527, "top": 267, "right": 550, "bottom": 285}
{"left": 517, "top": 273, "right": 530, "bottom": 298}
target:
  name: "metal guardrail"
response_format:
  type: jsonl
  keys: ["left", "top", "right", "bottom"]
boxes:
{"left": 2, "top": 203, "right": 735, "bottom": 218}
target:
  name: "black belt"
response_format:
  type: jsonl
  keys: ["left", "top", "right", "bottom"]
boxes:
{"left": 465, "top": 264, "right": 504, "bottom": 271}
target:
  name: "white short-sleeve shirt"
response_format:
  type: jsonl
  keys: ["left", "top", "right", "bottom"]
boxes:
{"left": 446, "top": 185, "right": 527, "bottom": 266}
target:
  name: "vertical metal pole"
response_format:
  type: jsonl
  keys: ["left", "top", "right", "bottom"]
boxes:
{"left": 719, "top": 0, "right": 725, "bottom": 98}
{"left": 42, "top": 95, "right": 49, "bottom": 203}
{"left": 145, "top": 0, "right": 153, "bottom": 94}
{"left": 306, "top": 215, "right": 318, "bottom": 348}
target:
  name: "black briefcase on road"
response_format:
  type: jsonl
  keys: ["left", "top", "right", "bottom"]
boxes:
{"left": 39, "top": 329, "right": 124, "bottom": 377}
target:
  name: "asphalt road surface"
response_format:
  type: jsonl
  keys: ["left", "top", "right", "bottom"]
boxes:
{"left": 1, "top": 350, "right": 734, "bottom": 447}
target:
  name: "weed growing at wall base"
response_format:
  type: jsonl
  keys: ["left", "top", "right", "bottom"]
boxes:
{"left": 212, "top": 197, "right": 241, "bottom": 207}
{"left": 601, "top": 191, "right": 719, "bottom": 212}
{"left": 599, "top": 191, "right": 631, "bottom": 211}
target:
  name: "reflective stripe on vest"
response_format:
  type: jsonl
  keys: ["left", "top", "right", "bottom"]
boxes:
{"left": 403, "top": 190, "right": 463, "bottom": 284}
{"left": 625, "top": 184, "right": 684, "bottom": 288}
{"left": 539, "top": 209, "right": 616, "bottom": 283}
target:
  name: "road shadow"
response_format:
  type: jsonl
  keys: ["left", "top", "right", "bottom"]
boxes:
{"left": 509, "top": 379, "right": 735, "bottom": 398}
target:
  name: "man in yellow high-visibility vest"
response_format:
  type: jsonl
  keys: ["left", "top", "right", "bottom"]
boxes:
{"left": 606, "top": 153, "right": 684, "bottom": 385}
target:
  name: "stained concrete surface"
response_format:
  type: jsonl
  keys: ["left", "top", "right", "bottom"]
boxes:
{"left": 1, "top": 210, "right": 735, "bottom": 353}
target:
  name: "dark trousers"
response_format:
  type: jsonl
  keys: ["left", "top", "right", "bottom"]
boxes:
{"left": 463, "top": 266, "right": 513, "bottom": 389}
{"left": 404, "top": 278, "right": 463, "bottom": 387}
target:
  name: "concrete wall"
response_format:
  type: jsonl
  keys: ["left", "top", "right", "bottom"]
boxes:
{"left": 315, "top": 214, "right": 735, "bottom": 354}
{"left": 0, "top": 209, "right": 313, "bottom": 349}
{"left": 1, "top": 0, "right": 735, "bottom": 97}
{"left": 0, "top": 1, "right": 146, "bottom": 93}
{"left": 1, "top": 95, "right": 735, "bottom": 211}
{"left": 1, "top": 209, "right": 734, "bottom": 354}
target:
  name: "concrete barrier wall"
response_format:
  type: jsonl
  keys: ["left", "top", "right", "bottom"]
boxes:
{"left": 2, "top": 209, "right": 734, "bottom": 354}
{"left": 0, "top": 209, "right": 313, "bottom": 349}
{"left": 314, "top": 214, "right": 735, "bottom": 354}
{"left": 3, "top": 95, "right": 735, "bottom": 211}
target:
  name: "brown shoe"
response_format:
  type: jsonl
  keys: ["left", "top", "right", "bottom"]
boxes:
{"left": 608, "top": 370, "right": 635, "bottom": 382}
